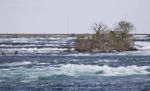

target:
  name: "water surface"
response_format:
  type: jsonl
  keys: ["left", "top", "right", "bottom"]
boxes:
{"left": 0, "top": 36, "right": 150, "bottom": 91}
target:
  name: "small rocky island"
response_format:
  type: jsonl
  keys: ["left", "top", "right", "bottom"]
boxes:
{"left": 75, "top": 21, "right": 137, "bottom": 52}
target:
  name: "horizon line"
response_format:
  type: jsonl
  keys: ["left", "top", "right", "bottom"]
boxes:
{"left": 0, "top": 33, "right": 150, "bottom": 35}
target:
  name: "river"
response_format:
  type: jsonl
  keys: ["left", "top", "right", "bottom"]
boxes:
{"left": 0, "top": 35, "right": 150, "bottom": 91}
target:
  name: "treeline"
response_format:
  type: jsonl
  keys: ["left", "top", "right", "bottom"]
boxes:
{"left": 76, "top": 21, "right": 136, "bottom": 52}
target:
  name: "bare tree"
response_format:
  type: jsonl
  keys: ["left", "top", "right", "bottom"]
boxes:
{"left": 92, "top": 23, "right": 109, "bottom": 50}
{"left": 115, "top": 21, "right": 135, "bottom": 33}
{"left": 114, "top": 21, "right": 135, "bottom": 50}
{"left": 75, "top": 21, "right": 135, "bottom": 52}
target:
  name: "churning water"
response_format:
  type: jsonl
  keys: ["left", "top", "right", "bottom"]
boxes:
{"left": 0, "top": 36, "right": 150, "bottom": 91}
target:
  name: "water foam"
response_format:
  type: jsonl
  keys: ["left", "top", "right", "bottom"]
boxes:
{"left": 57, "top": 64, "right": 150, "bottom": 76}
{"left": 134, "top": 41, "right": 150, "bottom": 50}
{"left": 0, "top": 61, "right": 32, "bottom": 67}
{"left": 0, "top": 64, "right": 150, "bottom": 83}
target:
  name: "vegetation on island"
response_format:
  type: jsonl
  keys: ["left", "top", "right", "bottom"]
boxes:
{"left": 75, "top": 21, "right": 136, "bottom": 52}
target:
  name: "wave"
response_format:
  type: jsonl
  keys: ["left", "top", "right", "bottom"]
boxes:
{"left": 0, "top": 37, "right": 75, "bottom": 43}
{"left": 55, "top": 64, "right": 150, "bottom": 76}
{"left": 134, "top": 41, "right": 150, "bottom": 50}
{"left": 0, "top": 61, "right": 32, "bottom": 67}
{"left": 0, "top": 64, "right": 149, "bottom": 83}
{"left": 0, "top": 48, "right": 68, "bottom": 54}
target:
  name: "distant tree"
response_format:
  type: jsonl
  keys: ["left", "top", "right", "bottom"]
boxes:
{"left": 114, "top": 21, "right": 135, "bottom": 50}
{"left": 75, "top": 21, "right": 135, "bottom": 52}
{"left": 92, "top": 23, "right": 109, "bottom": 50}
{"left": 108, "top": 31, "right": 117, "bottom": 49}
{"left": 115, "top": 21, "right": 134, "bottom": 33}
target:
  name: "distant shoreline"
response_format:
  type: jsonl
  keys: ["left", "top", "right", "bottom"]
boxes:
{"left": 0, "top": 34, "right": 150, "bottom": 38}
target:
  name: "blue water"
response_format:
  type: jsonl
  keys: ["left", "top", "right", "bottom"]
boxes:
{"left": 0, "top": 54, "right": 150, "bottom": 91}
{"left": 0, "top": 37, "right": 150, "bottom": 91}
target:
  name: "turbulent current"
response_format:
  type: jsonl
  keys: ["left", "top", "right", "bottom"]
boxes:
{"left": 0, "top": 36, "right": 150, "bottom": 91}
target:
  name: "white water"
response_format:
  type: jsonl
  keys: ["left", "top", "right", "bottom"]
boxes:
{"left": 0, "top": 61, "right": 32, "bottom": 67}
{"left": 0, "top": 36, "right": 150, "bottom": 55}
{"left": 0, "top": 63, "right": 150, "bottom": 83}
{"left": 134, "top": 41, "right": 150, "bottom": 50}
{"left": 1, "top": 48, "right": 68, "bottom": 54}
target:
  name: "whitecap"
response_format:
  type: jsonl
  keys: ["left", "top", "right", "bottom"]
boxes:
{"left": 134, "top": 41, "right": 150, "bottom": 50}
{"left": 1, "top": 64, "right": 150, "bottom": 83}
{"left": 0, "top": 61, "right": 32, "bottom": 67}
{"left": 98, "top": 59, "right": 118, "bottom": 63}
